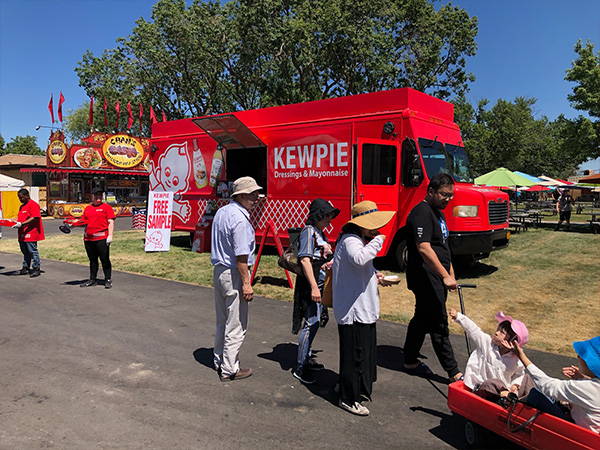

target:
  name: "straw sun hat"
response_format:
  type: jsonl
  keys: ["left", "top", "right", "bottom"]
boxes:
{"left": 347, "top": 200, "right": 395, "bottom": 230}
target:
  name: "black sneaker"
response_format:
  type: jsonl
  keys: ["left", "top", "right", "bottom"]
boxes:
{"left": 18, "top": 268, "right": 29, "bottom": 275}
{"left": 305, "top": 358, "right": 324, "bottom": 370}
{"left": 292, "top": 369, "right": 316, "bottom": 384}
{"left": 104, "top": 279, "right": 112, "bottom": 289}
{"left": 30, "top": 268, "right": 41, "bottom": 278}
{"left": 80, "top": 280, "right": 97, "bottom": 287}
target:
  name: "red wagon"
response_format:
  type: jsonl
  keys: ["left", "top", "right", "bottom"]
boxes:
{"left": 448, "top": 381, "right": 600, "bottom": 449}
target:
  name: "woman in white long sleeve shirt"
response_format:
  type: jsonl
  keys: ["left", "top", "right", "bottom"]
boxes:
{"left": 513, "top": 336, "right": 600, "bottom": 434}
{"left": 332, "top": 201, "right": 395, "bottom": 416}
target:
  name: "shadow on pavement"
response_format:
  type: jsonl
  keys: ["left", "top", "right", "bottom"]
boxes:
{"left": 0, "top": 269, "right": 46, "bottom": 276}
{"left": 377, "top": 345, "right": 449, "bottom": 385}
{"left": 62, "top": 279, "right": 108, "bottom": 286}
{"left": 409, "top": 406, "right": 467, "bottom": 449}
{"left": 193, "top": 347, "right": 215, "bottom": 371}
{"left": 257, "top": 342, "right": 296, "bottom": 371}
{"left": 258, "top": 343, "right": 339, "bottom": 407}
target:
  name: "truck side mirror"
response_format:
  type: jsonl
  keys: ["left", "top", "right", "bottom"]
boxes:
{"left": 411, "top": 154, "right": 423, "bottom": 185}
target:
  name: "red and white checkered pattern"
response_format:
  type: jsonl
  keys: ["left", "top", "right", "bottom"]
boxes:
{"left": 197, "top": 198, "right": 314, "bottom": 233}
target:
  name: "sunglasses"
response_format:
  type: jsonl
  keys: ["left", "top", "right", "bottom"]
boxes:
{"left": 436, "top": 191, "right": 454, "bottom": 199}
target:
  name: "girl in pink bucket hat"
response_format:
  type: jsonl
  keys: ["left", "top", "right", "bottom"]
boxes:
{"left": 448, "top": 308, "right": 533, "bottom": 401}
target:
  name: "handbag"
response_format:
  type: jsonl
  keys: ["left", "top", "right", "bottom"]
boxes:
{"left": 278, "top": 228, "right": 303, "bottom": 275}
{"left": 321, "top": 269, "right": 333, "bottom": 307}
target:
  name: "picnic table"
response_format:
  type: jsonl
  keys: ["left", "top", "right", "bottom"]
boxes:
{"left": 510, "top": 211, "right": 542, "bottom": 231}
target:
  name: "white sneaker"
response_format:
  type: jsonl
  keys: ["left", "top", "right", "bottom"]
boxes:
{"left": 339, "top": 400, "right": 369, "bottom": 416}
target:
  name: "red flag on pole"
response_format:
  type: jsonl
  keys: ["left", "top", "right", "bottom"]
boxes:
{"left": 48, "top": 94, "right": 55, "bottom": 124}
{"left": 103, "top": 98, "right": 108, "bottom": 127}
{"left": 126, "top": 102, "right": 134, "bottom": 129}
{"left": 57, "top": 92, "right": 65, "bottom": 122}
{"left": 115, "top": 101, "right": 121, "bottom": 129}
{"left": 88, "top": 97, "right": 94, "bottom": 126}
{"left": 149, "top": 106, "right": 157, "bottom": 125}
{"left": 138, "top": 103, "right": 144, "bottom": 130}
{"left": 161, "top": 111, "right": 167, "bottom": 122}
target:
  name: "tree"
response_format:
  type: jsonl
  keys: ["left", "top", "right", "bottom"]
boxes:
{"left": 565, "top": 41, "right": 600, "bottom": 120}
{"left": 0, "top": 134, "right": 5, "bottom": 153}
{"left": 4, "top": 136, "right": 43, "bottom": 156}
{"left": 564, "top": 40, "right": 600, "bottom": 161}
{"left": 75, "top": 0, "right": 478, "bottom": 119}
{"left": 453, "top": 97, "right": 591, "bottom": 179}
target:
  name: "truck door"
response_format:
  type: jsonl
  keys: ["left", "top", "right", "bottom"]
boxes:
{"left": 355, "top": 138, "right": 400, "bottom": 212}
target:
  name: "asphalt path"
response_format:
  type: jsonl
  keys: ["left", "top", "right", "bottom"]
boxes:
{"left": 0, "top": 251, "right": 573, "bottom": 449}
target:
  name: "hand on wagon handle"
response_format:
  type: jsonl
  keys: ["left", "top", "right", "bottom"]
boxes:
{"left": 443, "top": 275, "right": 458, "bottom": 290}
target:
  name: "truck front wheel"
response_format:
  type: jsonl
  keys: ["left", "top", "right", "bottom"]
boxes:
{"left": 395, "top": 240, "right": 408, "bottom": 272}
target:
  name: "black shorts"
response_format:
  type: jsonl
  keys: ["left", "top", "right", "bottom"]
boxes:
{"left": 559, "top": 211, "right": 571, "bottom": 222}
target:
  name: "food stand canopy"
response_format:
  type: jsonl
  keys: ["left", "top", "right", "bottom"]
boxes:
{"left": 0, "top": 173, "right": 25, "bottom": 188}
{"left": 474, "top": 168, "right": 536, "bottom": 187}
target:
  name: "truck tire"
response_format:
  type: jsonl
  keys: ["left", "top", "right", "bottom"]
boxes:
{"left": 395, "top": 240, "right": 408, "bottom": 272}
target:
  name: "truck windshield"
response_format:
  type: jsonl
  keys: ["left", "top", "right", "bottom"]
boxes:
{"left": 445, "top": 144, "right": 472, "bottom": 182}
{"left": 418, "top": 138, "right": 472, "bottom": 183}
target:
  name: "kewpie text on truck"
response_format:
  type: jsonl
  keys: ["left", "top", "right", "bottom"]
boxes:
{"left": 149, "top": 87, "right": 510, "bottom": 269}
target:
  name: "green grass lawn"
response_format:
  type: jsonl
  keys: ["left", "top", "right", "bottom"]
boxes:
{"left": 1, "top": 228, "right": 598, "bottom": 355}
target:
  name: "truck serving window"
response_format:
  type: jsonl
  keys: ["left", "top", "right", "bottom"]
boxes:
{"left": 361, "top": 143, "right": 397, "bottom": 185}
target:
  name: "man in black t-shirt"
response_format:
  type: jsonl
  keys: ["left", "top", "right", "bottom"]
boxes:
{"left": 554, "top": 189, "right": 574, "bottom": 232}
{"left": 403, "top": 173, "right": 463, "bottom": 382}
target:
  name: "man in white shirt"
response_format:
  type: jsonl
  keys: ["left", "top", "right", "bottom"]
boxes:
{"left": 211, "top": 176, "right": 261, "bottom": 382}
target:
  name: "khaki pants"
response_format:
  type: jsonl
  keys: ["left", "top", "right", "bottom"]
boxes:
{"left": 213, "top": 265, "right": 248, "bottom": 377}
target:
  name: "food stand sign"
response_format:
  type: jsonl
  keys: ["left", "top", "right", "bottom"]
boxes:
{"left": 144, "top": 191, "right": 173, "bottom": 252}
{"left": 102, "top": 134, "right": 145, "bottom": 169}
{"left": 47, "top": 140, "right": 67, "bottom": 164}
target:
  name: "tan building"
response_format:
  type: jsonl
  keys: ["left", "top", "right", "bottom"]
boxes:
{"left": 0, "top": 154, "right": 46, "bottom": 186}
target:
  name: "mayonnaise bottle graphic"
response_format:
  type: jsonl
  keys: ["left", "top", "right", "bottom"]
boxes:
{"left": 209, "top": 146, "right": 224, "bottom": 187}
{"left": 192, "top": 139, "right": 208, "bottom": 189}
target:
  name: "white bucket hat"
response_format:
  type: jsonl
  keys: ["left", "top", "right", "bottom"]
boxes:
{"left": 231, "top": 176, "right": 262, "bottom": 196}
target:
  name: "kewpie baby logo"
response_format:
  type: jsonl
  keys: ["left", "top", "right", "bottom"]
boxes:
{"left": 149, "top": 142, "right": 191, "bottom": 221}
{"left": 146, "top": 230, "right": 164, "bottom": 249}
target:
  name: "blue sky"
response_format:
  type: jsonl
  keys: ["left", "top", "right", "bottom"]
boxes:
{"left": 1, "top": 0, "right": 599, "bottom": 170}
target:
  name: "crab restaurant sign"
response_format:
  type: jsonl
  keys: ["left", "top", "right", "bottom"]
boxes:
{"left": 102, "top": 134, "right": 145, "bottom": 169}
{"left": 47, "top": 140, "right": 67, "bottom": 164}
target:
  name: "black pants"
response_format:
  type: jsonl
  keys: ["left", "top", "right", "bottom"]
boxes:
{"left": 84, "top": 239, "right": 111, "bottom": 281}
{"left": 338, "top": 322, "right": 377, "bottom": 405}
{"left": 403, "top": 280, "right": 460, "bottom": 377}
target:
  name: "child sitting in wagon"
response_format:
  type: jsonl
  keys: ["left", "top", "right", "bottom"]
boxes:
{"left": 448, "top": 309, "right": 532, "bottom": 400}
{"left": 512, "top": 336, "right": 600, "bottom": 434}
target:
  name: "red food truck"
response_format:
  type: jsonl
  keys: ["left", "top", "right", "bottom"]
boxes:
{"left": 149, "top": 87, "right": 509, "bottom": 267}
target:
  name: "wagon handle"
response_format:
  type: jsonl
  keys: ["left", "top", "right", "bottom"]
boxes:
{"left": 456, "top": 284, "right": 477, "bottom": 354}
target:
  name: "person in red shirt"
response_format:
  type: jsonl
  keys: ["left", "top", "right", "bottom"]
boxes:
{"left": 13, "top": 188, "right": 45, "bottom": 277}
{"left": 80, "top": 190, "right": 115, "bottom": 289}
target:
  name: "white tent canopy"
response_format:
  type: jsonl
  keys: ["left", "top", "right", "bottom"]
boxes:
{"left": 537, "top": 175, "right": 565, "bottom": 186}
{"left": 0, "top": 173, "right": 25, "bottom": 188}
